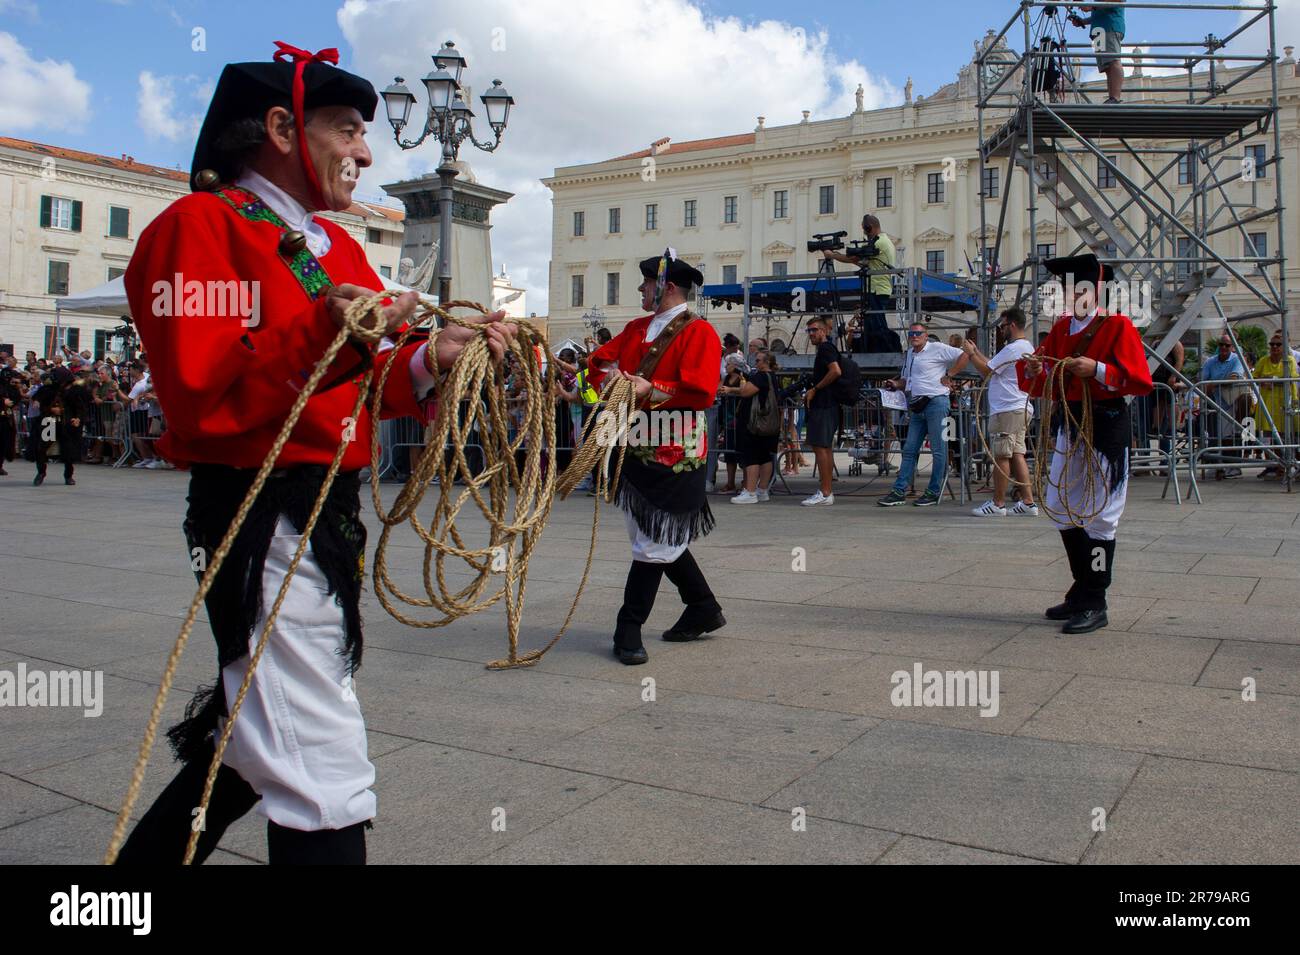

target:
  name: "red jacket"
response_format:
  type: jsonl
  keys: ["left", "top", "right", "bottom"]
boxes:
{"left": 588, "top": 313, "right": 721, "bottom": 411}
{"left": 1018, "top": 312, "right": 1153, "bottom": 400}
{"left": 124, "top": 192, "right": 425, "bottom": 469}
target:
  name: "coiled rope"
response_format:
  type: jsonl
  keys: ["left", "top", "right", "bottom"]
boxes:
{"left": 104, "top": 293, "right": 638, "bottom": 864}
{"left": 971, "top": 353, "right": 1110, "bottom": 526}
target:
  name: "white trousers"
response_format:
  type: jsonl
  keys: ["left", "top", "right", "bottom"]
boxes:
{"left": 1045, "top": 427, "right": 1128, "bottom": 540}
{"left": 623, "top": 509, "right": 687, "bottom": 563}
{"left": 219, "top": 517, "right": 376, "bottom": 831}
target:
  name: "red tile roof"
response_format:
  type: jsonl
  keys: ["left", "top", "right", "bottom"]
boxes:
{"left": 608, "top": 132, "right": 756, "bottom": 162}
{"left": 0, "top": 136, "right": 189, "bottom": 182}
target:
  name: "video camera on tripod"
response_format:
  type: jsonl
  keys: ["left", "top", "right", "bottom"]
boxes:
{"left": 845, "top": 236, "right": 881, "bottom": 263}
{"left": 807, "top": 230, "right": 847, "bottom": 254}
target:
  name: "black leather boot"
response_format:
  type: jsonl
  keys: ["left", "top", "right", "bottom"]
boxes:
{"left": 1063, "top": 536, "right": 1113, "bottom": 634}
{"left": 661, "top": 549, "right": 725, "bottom": 641}
{"left": 267, "top": 820, "right": 367, "bottom": 865}
{"left": 613, "top": 561, "right": 663, "bottom": 665}
{"left": 116, "top": 749, "right": 260, "bottom": 865}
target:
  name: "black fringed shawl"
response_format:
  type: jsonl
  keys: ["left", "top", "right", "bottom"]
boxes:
{"left": 167, "top": 464, "right": 367, "bottom": 763}
{"left": 614, "top": 452, "right": 715, "bottom": 547}
{"left": 1054, "top": 397, "right": 1131, "bottom": 492}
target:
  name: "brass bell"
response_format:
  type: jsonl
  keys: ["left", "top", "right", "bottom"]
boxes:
{"left": 279, "top": 230, "right": 307, "bottom": 256}
{"left": 193, "top": 169, "right": 220, "bottom": 191}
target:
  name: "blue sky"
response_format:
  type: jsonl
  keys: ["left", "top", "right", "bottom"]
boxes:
{"left": 1, "top": 0, "right": 1279, "bottom": 310}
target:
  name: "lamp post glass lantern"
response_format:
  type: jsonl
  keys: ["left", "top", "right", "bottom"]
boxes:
{"left": 382, "top": 40, "right": 514, "bottom": 303}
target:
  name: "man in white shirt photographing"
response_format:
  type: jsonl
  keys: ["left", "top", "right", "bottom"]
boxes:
{"left": 878, "top": 322, "right": 968, "bottom": 507}
{"left": 963, "top": 307, "right": 1039, "bottom": 517}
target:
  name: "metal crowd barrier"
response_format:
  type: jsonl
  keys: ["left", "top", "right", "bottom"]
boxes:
{"left": 1183, "top": 375, "right": 1298, "bottom": 498}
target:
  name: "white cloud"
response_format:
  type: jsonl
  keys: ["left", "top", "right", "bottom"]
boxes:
{"left": 136, "top": 70, "right": 203, "bottom": 141}
{"left": 0, "top": 32, "right": 91, "bottom": 131}
{"left": 338, "top": 0, "right": 900, "bottom": 315}
{"left": 0, "top": 0, "right": 39, "bottom": 20}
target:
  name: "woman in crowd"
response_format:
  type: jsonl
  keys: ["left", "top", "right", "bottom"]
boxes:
{"left": 721, "top": 349, "right": 780, "bottom": 504}
{"left": 715, "top": 353, "right": 746, "bottom": 494}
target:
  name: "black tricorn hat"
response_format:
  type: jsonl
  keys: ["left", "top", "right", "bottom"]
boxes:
{"left": 1043, "top": 252, "right": 1114, "bottom": 283}
{"left": 638, "top": 254, "right": 704, "bottom": 289}
{"left": 190, "top": 44, "right": 377, "bottom": 191}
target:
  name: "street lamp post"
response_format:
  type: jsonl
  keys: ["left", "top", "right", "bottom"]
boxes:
{"left": 382, "top": 41, "right": 514, "bottom": 304}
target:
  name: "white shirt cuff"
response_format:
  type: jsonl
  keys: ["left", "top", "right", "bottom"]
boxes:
{"left": 1094, "top": 360, "right": 1116, "bottom": 389}
{"left": 409, "top": 342, "right": 439, "bottom": 399}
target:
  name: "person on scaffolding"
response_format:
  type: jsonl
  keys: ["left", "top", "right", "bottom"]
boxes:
{"left": 1069, "top": 2, "right": 1127, "bottom": 103}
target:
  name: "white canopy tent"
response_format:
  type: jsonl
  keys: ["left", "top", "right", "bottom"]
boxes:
{"left": 55, "top": 275, "right": 128, "bottom": 314}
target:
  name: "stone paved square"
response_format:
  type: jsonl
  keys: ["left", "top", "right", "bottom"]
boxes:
{"left": 0, "top": 466, "right": 1296, "bottom": 864}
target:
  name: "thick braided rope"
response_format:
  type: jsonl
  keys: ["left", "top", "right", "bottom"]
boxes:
{"left": 966, "top": 356, "right": 1110, "bottom": 525}
{"left": 1028, "top": 356, "right": 1111, "bottom": 526}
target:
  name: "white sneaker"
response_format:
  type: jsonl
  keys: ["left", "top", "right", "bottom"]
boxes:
{"left": 132, "top": 460, "right": 150, "bottom": 468}
{"left": 146, "top": 459, "right": 165, "bottom": 469}
{"left": 731, "top": 490, "right": 759, "bottom": 504}
{"left": 801, "top": 491, "right": 834, "bottom": 506}
{"left": 972, "top": 500, "right": 1007, "bottom": 517}
{"left": 756, "top": 488, "right": 770, "bottom": 502}
{"left": 1011, "top": 500, "right": 1039, "bottom": 516}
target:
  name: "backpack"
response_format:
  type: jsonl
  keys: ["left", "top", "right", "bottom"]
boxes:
{"left": 747, "top": 372, "right": 782, "bottom": 436}
{"left": 832, "top": 354, "right": 863, "bottom": 405}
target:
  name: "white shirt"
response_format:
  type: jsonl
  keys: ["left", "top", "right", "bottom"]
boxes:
{"left": 645, "top": 302, "right": 689, "bottom": 342}
{"left": 235, "top": 169, "right": 331, "bottom": 257}
{"left": 987, "top": 338, "right": 1034, "bottom": 415}
{"left": 902, "top": 341, "right": 963, "bottom": 398}
{"left": 597, "top": 302, "right": 691, "bottom": 376}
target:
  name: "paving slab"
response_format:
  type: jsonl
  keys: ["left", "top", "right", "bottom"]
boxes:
{"left": 1018, "top": 674, "right": 1300, "bottom": 771}
{"left": 1083, "top": 756, "right": 1300, "bottom": 864}
{"left": 766, "top": 720, "right": 1142, "bottom": 863}
{"left": 482, "top": 782, "right": 899, "bottom": 864}
{"left": 1195, "top": 640, "right": 1300, "bottom": 696}
{"left": 528, "top": 692, "right": 875, "bottom": 802}
{"left": 877, "top": 834, "right": 1055, "bottom": 864}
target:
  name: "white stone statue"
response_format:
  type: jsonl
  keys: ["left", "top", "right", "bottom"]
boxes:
{"left": 398, "top": 242, "right": 439, "bottom": 293}
{"left": 855, "top": 84, "right": 864, "bottom": 111}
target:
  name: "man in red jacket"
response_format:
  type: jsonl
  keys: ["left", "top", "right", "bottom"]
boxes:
{"left": 1020, "top": 254, "right": 1153, "bottom": 634}
{"left": 117, "top": 43, "right": 515, "bottom": 864}
{"left": 587, "top": 252, "right": 724, "bottom": 665}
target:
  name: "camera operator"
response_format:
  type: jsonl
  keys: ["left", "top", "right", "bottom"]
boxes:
{"left": 822, "top": 215, "right": 896, "bottom": 352}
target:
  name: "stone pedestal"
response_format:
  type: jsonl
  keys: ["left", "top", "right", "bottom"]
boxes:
{"left": 381, "top": 166, "right": 513, "bottom": 306}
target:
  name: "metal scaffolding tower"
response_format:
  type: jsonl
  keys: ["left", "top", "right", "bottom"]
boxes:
{"left": 976, "top": 1, "right": 1289, "bottom": 368}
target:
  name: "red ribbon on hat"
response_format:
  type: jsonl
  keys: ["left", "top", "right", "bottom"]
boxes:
{"left": 272, "top": 42, "right": 341, "bottom": 210}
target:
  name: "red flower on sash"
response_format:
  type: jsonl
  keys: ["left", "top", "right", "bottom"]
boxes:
{"left": 654, "top": 444, "right": 685, "bottom": 467}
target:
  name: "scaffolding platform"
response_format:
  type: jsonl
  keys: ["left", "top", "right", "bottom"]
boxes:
{"left": 984, "top": 103, "right": 1274, "bottom": 159}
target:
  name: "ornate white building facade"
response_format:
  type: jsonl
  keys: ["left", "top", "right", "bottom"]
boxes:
{"left": 543, "top": 34, "right": 1299, "bottom": 343}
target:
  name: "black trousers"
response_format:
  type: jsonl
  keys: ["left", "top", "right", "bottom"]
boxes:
{"left": 1059, "top": 527, "right": 1115, "bottom": 611}
{"left": 614, "top": 550, "right": 720, "bottom": 649}
{"left": 33, "top": 423, "right": 82, "bottom": 480}
{"left": 117, "top": 746, "right": 367, "bottom": 865}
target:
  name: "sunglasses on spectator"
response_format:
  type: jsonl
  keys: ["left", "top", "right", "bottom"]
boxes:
{"left": 1270, "top": 341, "right": 1283, "bottom": 347}
{"left": 907, "top": 330, "right": 925, "bottom": 338}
